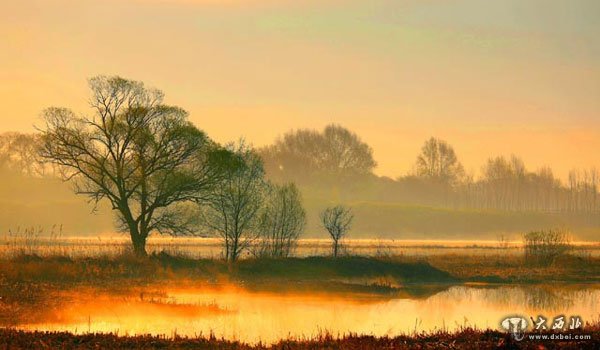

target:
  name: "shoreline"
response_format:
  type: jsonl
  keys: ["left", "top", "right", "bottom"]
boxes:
{"left": 1, "top": 326, "right": 598, "bottom": 349}
{"left": 1, "top": 252, "right": 599, "bottom": 286}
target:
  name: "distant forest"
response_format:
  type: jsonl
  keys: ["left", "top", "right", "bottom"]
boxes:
{"left": 1, "top": 127, "right": 600, "bottom": 240}
{"left": 259, "top": 126, "right": 600, "bottom": 213}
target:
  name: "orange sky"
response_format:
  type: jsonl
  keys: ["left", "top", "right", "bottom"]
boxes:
{"left": 1, "top": 0, "right": 599, "bottom": 180}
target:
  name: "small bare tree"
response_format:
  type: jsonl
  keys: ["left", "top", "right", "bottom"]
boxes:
{"left": 38, "top": 76, "right": 230, "bottom": 256}
{"left": 201, "top": 142, "right": 267, "bottom": 262}
{"left": 255, "top": 183, "right": 306, "bottom": 258}
{"left": 320, "top": 205, "right": 353, "bottom": 258}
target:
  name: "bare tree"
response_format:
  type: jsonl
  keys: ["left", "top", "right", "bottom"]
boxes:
{"left": 38, "top": 76, "right": 229, "bottom": 256}
{"left": 482, "top": 156, "right": 514, "bottom": 210}
{"left": 320, "top": 205, "right": 353, "bottom": 258}
{"left": 0, "top": 132, "right": 47, "bottom": 177}
{"left": 255, "top": 182, "right": 306, "bottom": 258}
{"left": 201, "top": 141, "right": 267, "bottom": 262}
{"left": 415, "top": 137, "right": 464, "bottom": 185}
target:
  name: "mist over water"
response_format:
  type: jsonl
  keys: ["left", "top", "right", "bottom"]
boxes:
{"left": 16, "top": 285, "right": 600, "bottom": 344}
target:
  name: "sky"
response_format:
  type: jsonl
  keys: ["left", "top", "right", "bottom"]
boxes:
{"left": 1, "top": 0, "right": 599, "bottom": 180}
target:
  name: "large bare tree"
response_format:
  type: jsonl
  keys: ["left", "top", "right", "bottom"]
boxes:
{"left": 320, "top": 205, "right": 353, "bottom": 258}
{"left": 38, "top": 76, "right": 229, "bottom": 256}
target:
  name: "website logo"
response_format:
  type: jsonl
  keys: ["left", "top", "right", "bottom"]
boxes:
{"left": 501, "top": 316, "right": 528, "bottom": 341}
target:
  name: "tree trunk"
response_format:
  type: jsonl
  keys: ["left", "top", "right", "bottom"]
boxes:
{"left": 230, "top": 246, "right": 238, "bottom": 262}
{"left": 230, "top": 234, "right": 239, "bottom": 262}
{"left": 131, "top": 230, "right": 148, "bottom": 257}
{"left": 120, "top": 205, "right": 148, "bottom": 257}
{"left": 333, "top": 239, "right": 339, "bottom": 258}
{"left": 132, "top": 236, "right": 147, "bottom": 257}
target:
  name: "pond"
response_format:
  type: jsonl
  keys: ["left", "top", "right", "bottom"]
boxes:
{"left": 16, "top": 284, "right": 600, "bottom": 344}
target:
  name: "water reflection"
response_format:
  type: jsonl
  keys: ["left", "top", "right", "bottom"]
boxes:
{"left": 452, "top": 285, "right": 591, "bottom": 313}
{"left": 16, "top": 284, "right": 600, "bottom": 344}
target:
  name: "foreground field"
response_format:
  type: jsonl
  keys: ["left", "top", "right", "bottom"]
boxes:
{"left": 1, "top": 326, "right": 599, "bottom": 350}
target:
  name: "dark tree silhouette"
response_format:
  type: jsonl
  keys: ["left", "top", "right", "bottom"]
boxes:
{"left": 38, "top": 76, "right": 230, "bottom": 256}
{"left": 415, "top": 137, "right": 464, "bottom": 184}
{"left": 0, "top": 132, "right": 46, "bottom": 176}
{"left": 320, "top": 205, "right": 353, "bottom": 258}
{"left": 201, "top": 141, "right": 266, "bottom": 262}
{"left": 260, "top": 124, "right": 376, "bottom": 183}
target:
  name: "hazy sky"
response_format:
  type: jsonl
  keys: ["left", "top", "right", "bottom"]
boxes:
{"left": 1, "top": 0, "right": 599, "bottom": 180}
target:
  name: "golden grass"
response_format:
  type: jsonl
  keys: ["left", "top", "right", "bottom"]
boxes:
{"left": 0, "top": 324, "right": 598, "bottom": 349}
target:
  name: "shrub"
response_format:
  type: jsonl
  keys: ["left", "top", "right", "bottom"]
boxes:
{"left": 523, "top": 229, "right": 572, "bottom": 265}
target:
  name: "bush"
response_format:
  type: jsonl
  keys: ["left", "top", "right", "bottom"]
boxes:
{"left": 523, "top": 229, "right": 572, "bottom": 265}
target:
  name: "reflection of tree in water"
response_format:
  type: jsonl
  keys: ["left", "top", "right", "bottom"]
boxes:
{"left": 522, "top": 286, "right": 600, "bottom": 313}
{"left": 522, "top": 287, "right": 573, "bottom": 312}
{"left": 439, "top": 285, "right": 599, "bottom": 314}
{"left": 401, "top": 285, "right": 452, "bottom": 299}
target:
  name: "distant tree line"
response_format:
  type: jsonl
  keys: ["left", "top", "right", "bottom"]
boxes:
{"left": 407, "top": 141, "right": 600, "bottom": 213}
{"left": 2, "top": 121, "right": 599, "bottom": 216}
{"left": 456, "top": 158, "right": 600, "bottom": 213}
{"left": 258, "top": 130, "right": 600, "bottom": 214}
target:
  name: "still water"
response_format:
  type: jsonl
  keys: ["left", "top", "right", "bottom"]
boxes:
{"left": 19, "top": 284, "right": 600, "bottom": 344}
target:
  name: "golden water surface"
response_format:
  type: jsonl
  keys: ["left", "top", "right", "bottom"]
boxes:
{"left": 18, "top": 284, "right": 600, "bottom": 344}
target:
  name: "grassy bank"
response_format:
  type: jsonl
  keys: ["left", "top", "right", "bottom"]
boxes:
{"left": 1, "top": 252, "right": 598, "bottom": 287}
{"left": 0, "top": 254, "right": 457, "bottom": 319}
{"left": 0, "top": 325, "right": 598, "bottom": 349}
{"left": 424, "top": 253, "right": 600, "bottom": 284}
{"left": 0, "top": 254, "right": 457, "bottom": 290}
